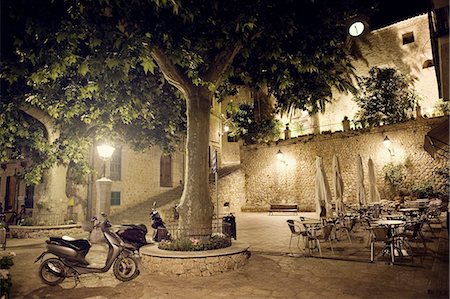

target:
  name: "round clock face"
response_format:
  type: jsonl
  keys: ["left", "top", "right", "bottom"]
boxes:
{"left": 348, "top": 21, "right": 365, "bottom": 37}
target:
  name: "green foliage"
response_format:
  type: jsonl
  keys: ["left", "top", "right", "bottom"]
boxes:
{"left": 383, "top": 162, "right": 406, "bottom": 193}
{"left": 432, "top": 99, "right": 450, "bottom": 116}
{"left": 354, "top": 67, "right": 420, "bottom": 127}
{"left": 291, "top": 122, "right": 304, "bottom": 136}
{"left": 0, "top": 255, "right": 14, "bottom": 269}
{"left": 158, "top": 234, "right": 231, "bottom": 251}
{"left": 411, "top": 180, "right": 435, "bottom": 198}
{"left": 230, "top": 103, "right": 282, "bottom": 144}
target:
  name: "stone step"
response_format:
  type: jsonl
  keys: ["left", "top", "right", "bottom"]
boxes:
{"left": 110, "top": 186, "right": 182, "bottom": 225}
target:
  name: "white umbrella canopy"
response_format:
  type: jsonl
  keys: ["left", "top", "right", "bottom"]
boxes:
{"left": 356, "top": 154, "right": 366, "bottom": 206}
{"left": 332, "top": 154, "right": 345, "bottom": 214}
{"left": 315, "top": 157, "right": 334, "bottom": 218}
{"left": 368, "top": 157, "right": 381, "bottom": 203}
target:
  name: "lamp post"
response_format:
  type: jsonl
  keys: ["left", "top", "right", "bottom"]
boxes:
{"left": 97, "top": 144, "right": 115, "bottom": 178}
{"left": 95, "top": 144, "right": 114, "bottom": 219}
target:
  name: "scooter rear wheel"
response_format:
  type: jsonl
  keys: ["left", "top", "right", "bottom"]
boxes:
{"left": 113, "top": 256, "right": 139, "bottom": 282}
{"left": 39, "top": 258, "right": 66, "bottom": 286}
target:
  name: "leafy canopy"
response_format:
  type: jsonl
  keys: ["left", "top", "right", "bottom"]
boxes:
{"left": 230, "top": 103, "right": 282, "bottom": 145}
{"left": 1, "top": 0, "right": 371, "bottom": 183}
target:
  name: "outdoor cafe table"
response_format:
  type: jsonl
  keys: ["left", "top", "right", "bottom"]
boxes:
{"left": 399, "top": 208, "right": 421, "bottom": 219}
{"left": 373, "top": 219, "right": 408, "bottom": 259}
{"left": 300, "top": 218, "right": 322, "bottom": 252}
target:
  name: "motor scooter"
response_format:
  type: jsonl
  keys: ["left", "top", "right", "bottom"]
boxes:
{"left": 35, "top": 213, "right": 140, "bottom": 286}
{"left": 115, "top": 223, "right": 149, "bottom": 252}
{"left": 150, "top": 202, "right": 171, "bottom": 242}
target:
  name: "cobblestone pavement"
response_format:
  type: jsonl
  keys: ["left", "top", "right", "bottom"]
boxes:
{"left": 8, "top": 212, "right": 448, "bottom": 299}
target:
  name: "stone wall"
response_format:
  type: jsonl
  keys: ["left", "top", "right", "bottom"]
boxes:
{"left": 9, "top": 224, "right": 85, "bottom": 239}
{"left": 210, "top": 168, "right": 246, "bottom": 216}
{"left": 141, "top": 244, "right": 250, "bottom": 277}
{"left": 240, "top": 117, "right": 448, "bottom": 212}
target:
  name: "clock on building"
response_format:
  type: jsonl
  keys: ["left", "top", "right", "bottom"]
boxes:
{"left": 348, "top": 21, "right": 365, "bottom": 37}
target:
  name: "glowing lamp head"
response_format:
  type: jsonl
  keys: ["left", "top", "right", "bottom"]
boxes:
{"left": 97, "top": 144, "right": 115, "bottom": 160}
{"left": 223, "top": 125, "right": 230, "bottom": 133}
{"left": 383, "top": 136, "right": 392, "bottom": 149}
{"left": 276, "top": 149, "right": 284, "bottom": 161}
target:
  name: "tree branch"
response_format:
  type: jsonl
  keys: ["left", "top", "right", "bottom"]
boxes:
{"left": 20, "top": 103, "right": 60, "bottom": 144}
{"left": 203, "top": 40, "right": 243, "bottom": 88}
{"left": 151, "top": 47, "right": 191, "bottom": 96}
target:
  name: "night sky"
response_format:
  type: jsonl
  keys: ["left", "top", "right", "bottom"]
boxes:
{"left": 370, "top": 0, "right": 430, "bottom": 29}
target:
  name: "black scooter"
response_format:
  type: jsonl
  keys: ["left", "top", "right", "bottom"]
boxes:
{"left": 115, "top": 223, "right": 149, "bottom": 252}
{"left": 150, "top": 202, "right": 171, "bottom": 242}
{"left": 35, "top": 213, "right": 140, "bottom": 286}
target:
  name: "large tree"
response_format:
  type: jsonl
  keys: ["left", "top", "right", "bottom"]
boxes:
{"left": 2, "top": 0, "right": 370, "bottom": 236}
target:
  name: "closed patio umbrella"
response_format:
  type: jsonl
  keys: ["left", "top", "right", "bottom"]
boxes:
{"left": 368, "top": 157, "right": 381, "bottom": 203}
{"left": 315, "top": 157, "right": 333, "bottom": 218}
{"left": 332, "top": 154, "right": 345, "bottom": 214}
{"left": 356, "top": 154, "right": 366, "bottom": 206}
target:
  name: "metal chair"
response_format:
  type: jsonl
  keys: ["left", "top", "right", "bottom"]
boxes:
{"left": 305, "top": 224, "right": 334, "bottom": 257}
{"left": 286, "top": 220, "right": 307, "bottom": 253}
{"left": 369, "top": 226, "right": 395, "bottom": 263}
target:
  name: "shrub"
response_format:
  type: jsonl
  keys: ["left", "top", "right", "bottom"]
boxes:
{"left": 383, "top": 162, "right": 406, "bottom": 195}
{"left": 158, "top": 234, "right": 231, "bottom": 251}
{"left": 230, "top": 103, "right": 282, "bottom": 144}
{"left": 354, "top": 67, "right": 420, "bottom": 127}
{"left": 411, "top": 180, "right": 435, "bottom": 198}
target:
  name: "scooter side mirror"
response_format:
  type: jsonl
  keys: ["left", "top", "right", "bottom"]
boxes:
{"left": 153, "top": 201, "right": 156, "bottom": 208}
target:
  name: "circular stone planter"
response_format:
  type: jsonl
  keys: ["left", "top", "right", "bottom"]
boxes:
{"left": 140, "top": 242, "right": 251, "bottom": 277}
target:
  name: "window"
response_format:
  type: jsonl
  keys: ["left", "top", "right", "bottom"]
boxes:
{"left": 402, "top": 32, "right": 414, "bottom": 45}
{"left": 25, "top": 185, "right": 35, "bottom": 208}
{"left": 160, "top": 155, "right": 172, "bottom": 187}
{"left": 227, "top": 133, "right": 238, "bottom": 142}
{"left": 110, "top": 147, "right": 122, "bottom": 181}
{"left": 111, "top": 191, "right": 121, "bottom": 206}
{"left": 422, "top": 60, "right": 434, "bottom": 69}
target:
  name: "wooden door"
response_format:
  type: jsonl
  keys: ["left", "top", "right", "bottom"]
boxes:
{"left": 160, "top": 155, "right": 172, "bottom": 187}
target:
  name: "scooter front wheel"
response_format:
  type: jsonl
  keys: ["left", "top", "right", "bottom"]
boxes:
{"left": 39, "top": 258, "right": 66, "bottom": 286}
{"left": 113, "top": 256, "right": 139, "bottom": 282}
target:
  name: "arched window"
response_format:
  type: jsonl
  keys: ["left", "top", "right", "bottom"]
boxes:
{"left": 422, "top": 59, "right": 434, "bottom": 69}
{"left": 160, "top": 155, "right": 172, "bottom": 187}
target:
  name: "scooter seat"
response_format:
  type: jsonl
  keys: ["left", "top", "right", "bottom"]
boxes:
{"left": 122, "top": 224, "right": 148, "bottom": 233}
{"left": 49, "top": 236, "right": 91, "bottom": 251}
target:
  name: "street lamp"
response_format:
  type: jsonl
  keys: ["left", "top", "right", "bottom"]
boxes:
{"left": 97, "top": 144, "right": 115, "bottom": 178}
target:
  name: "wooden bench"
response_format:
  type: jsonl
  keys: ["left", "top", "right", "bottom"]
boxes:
{"left": 269, "top": 204, "right": 298, "bottom": 215}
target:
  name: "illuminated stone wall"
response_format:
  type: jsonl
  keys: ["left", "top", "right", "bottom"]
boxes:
{"left": 278, "top": 14, "right": 441, "bottom": 135}
{"left": 90, "top": 145, "right": 184, "bottom": 216}
{"left": 238, "top": 117, "right": 448, "bottom": 212}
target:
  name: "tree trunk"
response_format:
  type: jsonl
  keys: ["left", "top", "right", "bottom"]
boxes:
{"left": 21, "top": 105, "right": 69, "bottom": 218}
{"left": 177, "top": 86, "right": 214, "bottom": 238}
{"left": 35, "top": 164, "right": 69, "bottom": 216}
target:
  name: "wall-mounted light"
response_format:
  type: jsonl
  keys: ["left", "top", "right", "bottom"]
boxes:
{"left": 276, "top": 149, "right": 284, "bottom": 161}
{"left": 97, "top": 144, "right": 115, "bottom": 178}
{"left": 223, "top": 124, "right": 230, "bottom": 133}
{"left": 276, "top": 149, "right": 288, "bottom": 166}
{"left": 383, "top": 136, "right": 394, "bottom": 157}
